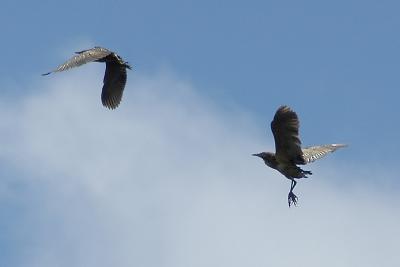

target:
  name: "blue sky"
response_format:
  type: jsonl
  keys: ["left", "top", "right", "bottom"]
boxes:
{"left": 1, "top": 1, "right": 400, "bottom": 266}
{"left": 3, "top": 0, "right": 400, "bottom": 165}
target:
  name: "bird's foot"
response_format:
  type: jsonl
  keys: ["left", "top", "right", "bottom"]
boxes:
{"left": 288, "top": 191, "right": 298, "bottom": 207}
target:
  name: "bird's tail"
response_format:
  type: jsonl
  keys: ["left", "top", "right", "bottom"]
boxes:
{"left": 300, "top": 168, "right": 312, "bottom": 178}
{"left": 124, "top": 62, "right": 132, "bottom": 70}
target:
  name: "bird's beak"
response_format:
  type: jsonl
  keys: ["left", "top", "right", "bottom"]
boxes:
{"left": 252, "top": 153, "right": 261, "bottom": 157}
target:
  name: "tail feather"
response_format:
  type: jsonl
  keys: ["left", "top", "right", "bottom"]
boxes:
{"left": 301, "top": 168, "right": 312, "bottom": 178}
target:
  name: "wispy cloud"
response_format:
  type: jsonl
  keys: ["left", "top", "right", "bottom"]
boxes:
{"left": 0, "top": 69, "right": 399, "bottom": 267}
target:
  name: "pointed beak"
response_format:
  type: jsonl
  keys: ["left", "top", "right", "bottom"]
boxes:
{"left": 252, "top": 153, "right": 261, "bottom": 157}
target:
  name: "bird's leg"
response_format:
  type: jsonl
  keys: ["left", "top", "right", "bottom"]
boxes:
{"left": 288, "top": 179, "right": 298, "bottom": 207}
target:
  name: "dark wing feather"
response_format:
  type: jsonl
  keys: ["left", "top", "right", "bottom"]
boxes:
{"left": 43, "top": 47, "right": 112, "bottom": 75}
{"left": 271, "top": 106, "right": 305, "bottom": 164}
{"left": 302, "top": 144, "right": 347, "bottom": 163}
{"left": 101, "top": 61, "right": 127, "bottom": 109}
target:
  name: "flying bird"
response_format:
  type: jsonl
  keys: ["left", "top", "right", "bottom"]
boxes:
{"left": 253, "top": 106, "right": 347, "bottom": 207}
{"left": 43, "top": 46, "right": 132, "bottom": 109}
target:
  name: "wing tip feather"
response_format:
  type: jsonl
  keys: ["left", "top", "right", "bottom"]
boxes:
{"left": 332, "top": 144, "right": 348, "bottom": 148}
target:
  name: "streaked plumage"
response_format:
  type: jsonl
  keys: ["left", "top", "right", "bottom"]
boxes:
{"left": 253, "top": 106, "right": 347, "bottom": 207}
{"left": 43, "top": 47, "right": 132, "bottom": 109}
{"left": 302, "top": 144, "right": 346, "bottom": 163}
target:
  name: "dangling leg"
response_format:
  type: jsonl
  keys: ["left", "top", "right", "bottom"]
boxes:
{"left": 288, "top": 179, "right": 298, "bottom": 207}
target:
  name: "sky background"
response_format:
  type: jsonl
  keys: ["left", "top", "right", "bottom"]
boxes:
{"left": 1, "top": 0, "right": 399, "bottom": 266}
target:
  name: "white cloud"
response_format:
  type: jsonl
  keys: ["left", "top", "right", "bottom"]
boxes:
{"left": 0, "top": 69, "right": 399, "bottom": 267}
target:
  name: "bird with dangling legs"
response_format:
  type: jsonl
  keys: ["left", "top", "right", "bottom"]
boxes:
{"left": 253, "top": 105, "right": 347, "bottom": 207}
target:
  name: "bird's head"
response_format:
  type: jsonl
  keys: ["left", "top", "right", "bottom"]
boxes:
{"left": 252, "top": 152, "right": 276, "bottom": 167}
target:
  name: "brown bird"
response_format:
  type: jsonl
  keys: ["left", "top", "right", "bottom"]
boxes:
{"left": 43, "top": 46, "right": 132, "bottom": 109}
{"left": 253, "top": 106, "right": 347, "bottom": 207}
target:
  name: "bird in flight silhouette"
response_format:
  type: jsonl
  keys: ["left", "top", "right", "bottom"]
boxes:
{"left": 253, "top": 106, "right": 347, "bottom": 207}
{"left": 43, "top": 46, "right": 132, "bottom": 109}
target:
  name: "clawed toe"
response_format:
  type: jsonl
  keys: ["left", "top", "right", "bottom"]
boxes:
{"left": 288, "top": 192, "right": 298, "bottom": 207}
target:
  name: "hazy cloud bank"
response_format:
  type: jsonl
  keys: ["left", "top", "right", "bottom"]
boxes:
{"left": 0, "top": 69, "right": 398, "bottom": 267}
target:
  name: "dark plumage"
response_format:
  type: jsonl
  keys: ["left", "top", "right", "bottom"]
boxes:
{"left": 253, "top": 106, "right": 347, "bottom": 207}
{"left": 43, "top": 46, "right": 132, "bottom": 109}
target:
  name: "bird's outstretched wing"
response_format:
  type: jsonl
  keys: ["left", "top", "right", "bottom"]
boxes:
{"left": 42, "top": 47, "right": 112, "bottom": 75}
{"left": 302, "top": 144, "right": 347, "bottom": 163}
{"left": 101, "top": 60, "right": 127, "bottom": 109}
{"left": 271, "top": 106, "right": 305, "bottom": 164}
